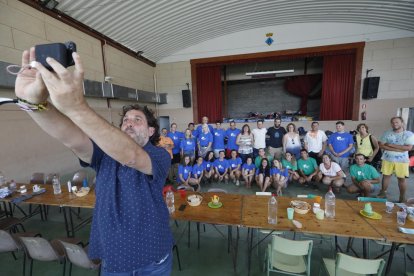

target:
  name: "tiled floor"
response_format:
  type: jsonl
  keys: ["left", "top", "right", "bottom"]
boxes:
{"left": 0, "top": 173, "right": 413, "bottom": 275}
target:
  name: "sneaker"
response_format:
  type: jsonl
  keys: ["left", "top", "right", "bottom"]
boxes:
{"left": 236, "top": 180, "right": 240, "bottom": 186}
{"left": 377, "top": 191, "right": 387, "bottom": 198}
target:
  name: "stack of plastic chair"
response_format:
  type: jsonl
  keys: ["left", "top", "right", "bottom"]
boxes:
{"left": 57, "top": 240, "right": 100, "bottom": 276}
{"left": 19, "top": 236, "right": 67, "bottom": 276}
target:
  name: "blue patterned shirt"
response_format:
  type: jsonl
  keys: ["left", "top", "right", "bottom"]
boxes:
{"left": 380, "top": 130, "right": 414, "bottom": 163}
{"left": 81, "top": 141, "right": 173, "bottom": 272}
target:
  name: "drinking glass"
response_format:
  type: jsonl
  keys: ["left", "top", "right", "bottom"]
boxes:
{"left": 385, "top": 201, "right": 394, "bottom": 214}
{"left": 397, "top": 211, "right": 407, "bottom": 226}
{"left": 287, "top": 208, "right": 294, "bottom": 220}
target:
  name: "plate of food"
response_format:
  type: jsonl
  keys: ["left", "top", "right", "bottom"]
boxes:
{"left": 290, "top": 200, "right": 311, "bottom": 214}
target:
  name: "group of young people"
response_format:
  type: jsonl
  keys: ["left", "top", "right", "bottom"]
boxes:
{"left": 159, "top": 116, "right": 414, "bottom": 202}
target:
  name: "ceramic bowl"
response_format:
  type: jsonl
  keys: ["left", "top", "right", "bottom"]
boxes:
{"left": 290, "top": 200, "right": 311, "bottom": 214}
{"left": 187, "top": 194, "right": 203, "bottom": 206}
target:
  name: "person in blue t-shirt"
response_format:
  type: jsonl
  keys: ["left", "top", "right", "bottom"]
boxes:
{"left": 167, "top": 123, "right": 184, "bottom": 182}
{"left": 225, "top": 121, "right": 241, "bottom": 158}
{"left": 195, "top": 116, "right": 214, "bottom": 138}
{"left": 242, "top": 156, "right": 256, "bottom": 188}
{"left": 271, "top": 159, "right": 289, "bottom": 196}
{"left": 203, "top": 151, "right": 215, "bottom": 182}
{"left": 180, "top": 128, "right": 196, "bottom": 163}
{"left": 328, "top": 121, "right": 354, "bottom": 174}
{"left": 213, "top": 150, "right": 230, "bottom": 183}
{"left": 188, "top": 122, "right": 198, "bottom": 138}
{"left": 228, "top": 149, "right": 242, "bottom": 186}
{"left": 197, "top": 124, "right": 213, "bottom": 158}
{"left": 256, "top": 158, "right": 271, "bottom": 192}
{"left": 189, "top": 156, "right": 204, "bottom": 191}
{"left": 178, "top": 155, "right": 193, "bottom": 187}
{"left": 213, "top": 122, "right": 226, "bottom": 158}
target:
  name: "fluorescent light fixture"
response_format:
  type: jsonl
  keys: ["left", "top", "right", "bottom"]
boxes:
{"left": 246, "top": 69, "right": 294, "bottom": 76}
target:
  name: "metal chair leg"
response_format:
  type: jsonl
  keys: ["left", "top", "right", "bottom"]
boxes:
{"left": 29, "top": 259, "right": 33, "bottom": 276}
{"left": 173, "top": 244, "right": 182, "bottom": 271}
{"left": 62, "top": 259, "right": 66, "bottom": 276}
{"left": 69, "top": 263, "right": 73, "bottom": 276}
{"left": 22, "top": 252, "right": 26, "bottom": 276}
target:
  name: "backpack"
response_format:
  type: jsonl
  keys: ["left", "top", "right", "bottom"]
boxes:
{"left": 369, "top": 134, "right": 382, "bottom": 170}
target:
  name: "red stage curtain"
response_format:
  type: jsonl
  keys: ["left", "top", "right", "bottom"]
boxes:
{"left": 320, "top": 54, "right": 356, "bottom": 120}
{"left": 284, "top": 74, "right": 322, "bottom": 115}
{"left": 196, "top": 66, "right": 222, "bottom": 123}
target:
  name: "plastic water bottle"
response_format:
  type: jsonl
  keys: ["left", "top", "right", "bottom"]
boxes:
{"left": 52, "top": 174, "right": 62, "bottom": 195}
{"left": 166, "top": 190, "right": 175, "bottom": 214}
{"left": 268, "top": 194, "right": 278, "bottom": 224}
{"left": 0, "top": 171, "right": 5, "bottom": 187}
{"left": 67, "top": 181, "right": 72, "bottom": 193}
{"left": 325, "top": 187, "right": 336, "bottom": 218}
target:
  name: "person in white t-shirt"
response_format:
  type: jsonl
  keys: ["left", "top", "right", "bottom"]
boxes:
{"left": 318, "top": 154, "right": 345, "bottom": 192}
{"left": 251, "top": 119, "right": 267, "bottom": 158}
{"left": 304, "top": 121, "right": 327, "bottom": 164}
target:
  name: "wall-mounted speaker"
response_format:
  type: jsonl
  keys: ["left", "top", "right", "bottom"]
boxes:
{"left": 182, "top": 89, "right": 191, "bottom": 108}
{"left": 362, "top": 77, "right": 380, "bottom": 99}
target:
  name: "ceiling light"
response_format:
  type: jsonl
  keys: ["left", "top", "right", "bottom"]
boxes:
{"left": 246, "top": 69, "right": 294, "bottom": 76}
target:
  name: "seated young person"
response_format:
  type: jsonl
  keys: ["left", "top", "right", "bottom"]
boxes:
{"left": 318, "top": 154, "right": 346, "bottom": 192}
{"left": 271, "top": 159, "right": 289, "bottom": 196}
{"left": 228, "top": 150, "right": 242, "bottom": 186}
{"left": 347, "top": 153, "right": 381, "bottom": 197}
{"left": 297, "top": 149, "right": 321, "bottom": 186}
{"left": 203, "top": 151, "right": 215, "bottom": 182}
{"left": 178, "top": 155, "right": 193, "bottom": 189}
{"left": 242, "top": 156, "right": 256, "bottom": 188}
{"left": 189, "top": 156, "right": 204, "bottom": 191}
{"left": 281, "top": 151, "right": 300, "bottom": 183}
{"left": 255, "top": 158, "right": 271, "bottom": 192}
{"left": 254, "top": 148, "right": 273, "bottom": 168}
{"left": 213, "top": 150, "right": 230, "bottom": 183}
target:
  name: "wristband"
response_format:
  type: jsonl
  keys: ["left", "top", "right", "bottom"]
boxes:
{"left": 16, "top": 97, "right": 48, "bottom": 112}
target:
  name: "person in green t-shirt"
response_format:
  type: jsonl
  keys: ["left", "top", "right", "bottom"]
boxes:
{"left": 281, "top": 151, "right": 299, "bottom": 182}
{"left": 254, "top": 148, "right": 273, "bottom": 168}
{"left": 297, "top": 149, "right": 321, "bottom": 185}
{"left": 348, "top": 153, "right": 381, "bottom": 197}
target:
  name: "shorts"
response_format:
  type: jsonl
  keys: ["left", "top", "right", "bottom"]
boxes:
{"left": 183, "top": 151, "right": 195, "bottom": 158}
{"left": 381, "top": 159, "right": 409, "bottom": 178}
{"left": 370, "top": 183, "right": 381, "bottom": 194}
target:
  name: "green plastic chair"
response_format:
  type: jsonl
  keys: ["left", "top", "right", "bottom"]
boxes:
{"left": 321, "top": 252, "right": 385, "bottom": 276}
{"left": 265, "top": 235, "right": 313, "bottom": 276}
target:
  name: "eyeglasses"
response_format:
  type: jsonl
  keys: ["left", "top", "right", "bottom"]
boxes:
{"left": 291, "top": 138, "right": 295, "bottom": 145}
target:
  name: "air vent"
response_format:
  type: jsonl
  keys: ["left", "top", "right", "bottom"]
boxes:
{"left": 113, "top": 84, "right": 137, "bottom": 100}
{"left": 83, "top": 80, "right": 104, "bottom": 97}
{"left": 158, "top": 93, "right": 167, "bottom": 104}
{"left": 137, "top": 90, "right": 157, "bottom": 103}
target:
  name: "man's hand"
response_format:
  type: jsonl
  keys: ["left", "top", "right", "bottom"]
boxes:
{"left": 15, "top": 48, "right": 48, "bottom": 104}
{"left": 35, "top": 52, "right": 86, "bottom": 116}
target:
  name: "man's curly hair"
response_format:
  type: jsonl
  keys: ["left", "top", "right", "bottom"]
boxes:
{"left": 119, "top": 104, "right": 160, "bottom": 145}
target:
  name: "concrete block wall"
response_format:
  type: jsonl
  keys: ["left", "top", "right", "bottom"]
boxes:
{"left": 0, "top": 0, "right": 157, "bottom": 182}
{"left": 361, "top": 37, "right": 414, "bottom": 121}
{"left": 155, "top": 61, "right": 193, "bottom": 129}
